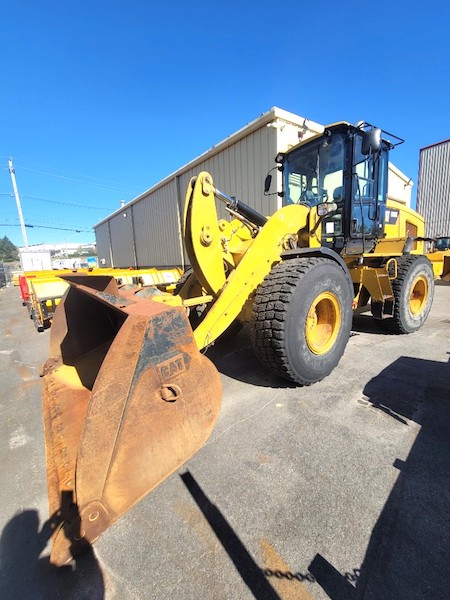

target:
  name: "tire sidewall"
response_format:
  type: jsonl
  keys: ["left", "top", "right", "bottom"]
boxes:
{"left": 284, "top": 261, "right": 353, "bottom": 383}
{"left": 396, "top": 258, "right": 434, "bottom": 333}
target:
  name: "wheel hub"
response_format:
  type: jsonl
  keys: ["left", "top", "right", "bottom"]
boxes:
{"left": 409, "top": 275, "right": 428, "bottom": 315}
{"left": 306, "top": 292, "right": 341, "bottom": 355}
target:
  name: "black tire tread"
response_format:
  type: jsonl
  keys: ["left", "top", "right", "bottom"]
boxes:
{"left": 174, "top": 268, "right": 194, "bottom": 296}
{"left": 380, "top": 255, "right": 433, "bottom": 334}
{"left": 250, "top": 257, "right": 336, "bottom": 384}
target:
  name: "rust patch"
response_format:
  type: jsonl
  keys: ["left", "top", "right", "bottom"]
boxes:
{"left": 175, "top": 501, "right": 219, "bottom": 553}
{"left": 20, "top": 379, "right": 39, "bottom": 390}
{"left": 95, "top": 290, "right": 134, "bottom": 307}
{"left": 256, "top": 454, "right": 271, "bottom": 464}
{"left": 16, "top": 363, "right": 34, "bottom": 381}
{"left": 260, "top": 538, "right": 315, "bottom": 600}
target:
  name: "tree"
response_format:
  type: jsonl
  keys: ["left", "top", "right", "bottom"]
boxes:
{"left": 0, "top": 236, "right": 19, "bottom": 262}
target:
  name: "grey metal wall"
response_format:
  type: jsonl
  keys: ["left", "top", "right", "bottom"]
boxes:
{"left": 109, "top": 210, "right": 136, "bottom": 268}
{"left": 132, "top": 179, "right": 183, "bottom": 267}
{"left": 177, "top": 125, "right": 279, "bottom": 222}
{"left": 95, "top": 221, "right": 113, "bottom": 267}
{"left": 95, "top": 122, "right": 279, "bottom": 269}
{"left": 417, "top": 140, "right": 450, "bottom": 238}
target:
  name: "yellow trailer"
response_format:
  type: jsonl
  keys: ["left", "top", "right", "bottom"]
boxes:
{"left": 22, "top": 267, "right": 183, "bottom": 331}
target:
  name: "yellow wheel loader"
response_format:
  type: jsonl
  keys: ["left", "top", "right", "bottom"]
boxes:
{"left": 41, "top": 121, "right": 449, "bottom": 564}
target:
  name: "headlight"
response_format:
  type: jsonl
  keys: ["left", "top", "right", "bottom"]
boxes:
{"left": 317, "top": 202, "right": 338, "bottom": 217}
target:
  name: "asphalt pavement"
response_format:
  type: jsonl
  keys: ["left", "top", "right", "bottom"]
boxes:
{"left": 0, "top": 282, "right": 449, "bottom": 600}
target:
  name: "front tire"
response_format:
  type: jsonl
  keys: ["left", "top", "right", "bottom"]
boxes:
{"left": 250, "top": 257, "right": 353, "bottom": 385}
{"left": 380, "top": 255, "right": 434, "bottom": 334}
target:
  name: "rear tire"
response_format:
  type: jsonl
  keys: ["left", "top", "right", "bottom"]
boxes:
{"left": 250, "top": 257, "right": 353, "bottom": 385}
{"left": 379, "top": 256, "right": 434, "bottom": 334}
{"left": 174, "top": 268, "right": 196, "bottom": 296}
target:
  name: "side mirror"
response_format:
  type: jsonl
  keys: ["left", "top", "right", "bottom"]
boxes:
{"left": 362, "top": 128, "right": 381, "bottom": 155}
{"left": 264, "top": 174, "right": 272, "bottom": 194}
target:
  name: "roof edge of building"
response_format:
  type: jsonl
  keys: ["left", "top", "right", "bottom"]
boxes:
{"left": 94, "top": 109, "right": 410, "bottom": 228}
{"left": 388, "top": 161, "right": 413, "bottom": 187}
{"left": 94, "top": 107, "right": 323, "bottom": 228}
{"left": 420, "top": 138, "right": 450, "bottom": 152}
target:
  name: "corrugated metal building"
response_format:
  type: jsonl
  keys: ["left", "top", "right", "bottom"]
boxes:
{"left": 94, "top": 107, "right": 413, "bottom": 269}
{"left": 416, "top": 139, "right": 450, "bottom": 238}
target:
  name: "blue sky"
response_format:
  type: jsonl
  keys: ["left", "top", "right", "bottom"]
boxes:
{"left": 1, "top": 0, "right": 449, "bottom": 248}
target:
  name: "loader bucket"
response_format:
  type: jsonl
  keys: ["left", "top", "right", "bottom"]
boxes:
{"left": 41, "top": 275, "right": 221, "bottom": 566}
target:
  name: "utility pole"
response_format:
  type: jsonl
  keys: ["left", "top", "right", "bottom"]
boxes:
{"left": 8, "top": 158, "right": 28, "bottom": 249}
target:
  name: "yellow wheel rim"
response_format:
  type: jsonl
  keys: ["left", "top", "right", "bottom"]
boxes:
{"left": 409, "top": 275, "right": 428, "bottom": 315}
{"left": 306, "top": 292, "right": 342, "bottom": 355}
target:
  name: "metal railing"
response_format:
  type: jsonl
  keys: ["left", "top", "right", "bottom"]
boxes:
{"left": 0, "top": 263, "right": 15, "bottom": 288}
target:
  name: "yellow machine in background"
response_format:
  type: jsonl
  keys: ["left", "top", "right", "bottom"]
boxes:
{"left": 426, "top": 236, "right": 450, "bottom": 281}
{"left": 41, "top": 121, "right": 449, "bottom": 564}
{"left": 27, "top": 276, "right": 70, "bottom": 331}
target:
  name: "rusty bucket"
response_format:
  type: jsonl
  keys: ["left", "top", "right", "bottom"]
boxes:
{"left": 41, "top": 275, "right": 222, "bottom": 565}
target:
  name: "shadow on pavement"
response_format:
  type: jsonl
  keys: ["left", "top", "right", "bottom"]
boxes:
{"left": 309, "top": 353, "right": 450, "bottom": 600}
{"left": 350, "top": 313, "right": 391, "bottom": 335}
{"left": 180, "top": 470, "right": 281, "bottom": 600}
{"left": 207, "top": 314, "right": 395, "bottom": 387}
{"left": 206, "top": 327, "right": 295, "bottom": 389}
{"left": 0, "top": 507, "right": 105, "bottom": 600}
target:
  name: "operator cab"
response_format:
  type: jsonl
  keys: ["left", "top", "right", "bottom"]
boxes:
{"left": 435, "top": 237, "right": 450, "bottom": 251}
{"left": 279, "top": 122, "right": 401, "bottom": 255}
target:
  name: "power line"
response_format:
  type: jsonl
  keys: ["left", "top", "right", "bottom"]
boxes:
{"left": 1, "top": 208, "right": 89, "bottom": 223}
{"left": 4, "top": 215, "right": 91, "bottom": 229}
{"left": 1, "top": 205, "right": 92, "bottom": 225}
{"left": 27, "top": 224, "right": 93, "bottom": 233}
{"left": 14, "top": 157, "right": 142, "bottom": 190}
{"left": 16, "top": 165, "right": 140, "bottom": 194}
{"left": 0, "top": 223, "right": 92, "bottom": 233}
{"left": 2, "top": 191, "right": 116, "bottom": 211}
{"left": 21, "top": 194, "right": 115, "bottom": 211}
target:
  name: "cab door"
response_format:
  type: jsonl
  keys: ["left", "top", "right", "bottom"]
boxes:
{"left": 347, "top": 135, "right": 388, "bottom": 253}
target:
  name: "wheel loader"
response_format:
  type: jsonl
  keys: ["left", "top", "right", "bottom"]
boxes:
{"left": 41, "top": 121, "right": 449, "bottom": 565}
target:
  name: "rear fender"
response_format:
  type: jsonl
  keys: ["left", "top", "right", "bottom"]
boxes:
{"left": 281, "top": 247, "right": 354, "bottom": 296}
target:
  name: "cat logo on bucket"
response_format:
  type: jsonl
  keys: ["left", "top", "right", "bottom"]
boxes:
{"left": 157, "top": 354, "right": 187, "bottom": 382}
